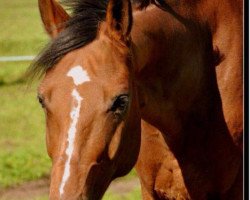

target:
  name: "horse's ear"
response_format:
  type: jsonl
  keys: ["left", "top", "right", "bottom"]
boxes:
{"left": 106, "top": 0, "right": 133, "bottom": 44}
{"left": 38, "top": 0, "right": 70, "bottom": 38}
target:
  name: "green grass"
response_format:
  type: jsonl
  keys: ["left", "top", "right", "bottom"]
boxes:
{"left": 103, "top": 187, "right": 141, "bottom": 200}
{"left": 0, "top": 0, "right": 139, "bottom": 198}
{"left": 0, "top": 0, "right": 52, "bottom": 188}
{"left": 0, "top": 63, "right": 50, "bottom": 187}
{"left": 33, "top": 197, "right": 49, "bottom": 200}
{"left": 0, "top": 62, "right": 29, "bottom": 85}
{"left": 0, "top": 0, "right": 50, "bottom": 185}
{"left": 0, "top": 0, "right": 47, "bottom": 56}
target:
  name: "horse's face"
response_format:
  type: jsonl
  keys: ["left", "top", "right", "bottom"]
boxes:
{"left": 36, "top": 0, "right": 140, "bottom": 199}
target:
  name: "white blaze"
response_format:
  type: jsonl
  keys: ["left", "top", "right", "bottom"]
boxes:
{"left": 59, "top": 89, "right": 83, "bottom": 196}
{"left": 67, "top": 65, "right": 90, "bottom": 85}
{"left": 59, "top": 65, "right": 91, "bottom": 196}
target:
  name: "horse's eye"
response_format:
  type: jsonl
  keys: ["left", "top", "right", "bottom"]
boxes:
{"left": 110, "top": 94, "right": 129, "bottom": 117}
{"left": 37, "top": 95, "right": 45, "bottom": 108}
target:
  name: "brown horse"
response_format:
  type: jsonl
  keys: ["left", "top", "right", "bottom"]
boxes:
{"left": 134, "top": 0, "right": 243, "bottom": 199}
{"left": 135, "top": 0, "right": 243, "bottom": 151}
{"left": 28, "top": 0, "right": 243, "bottom": 199}
{"left": 31, "top": 0, "right": 142, "bottom": 199}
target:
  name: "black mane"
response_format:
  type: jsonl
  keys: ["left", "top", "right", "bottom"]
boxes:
{"left": 27, "top": 0, "right": 108, "bottom": 79}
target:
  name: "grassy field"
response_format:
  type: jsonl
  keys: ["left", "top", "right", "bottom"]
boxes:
{"left": 0, "top": 0, "right": 49, "bottom": 187}
{"left": 0, "top": 0, "right": 48, "bottom": 56}
{"left": 0, "top": 0, "right": 140, "bottom": 199}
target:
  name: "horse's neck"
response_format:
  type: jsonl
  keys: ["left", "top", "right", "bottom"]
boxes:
{"left": 161, "top": 0, "right": 242, "bottom": 24}
{"left": 161, "top": 0, "right": 243, "bottom": 57}
{"left": 165, "top": 0, "right": 244, "bottom": 147}
{"left": 132, "top": 6, "right": 216, "bottom": 137}
{"left": 132, "top": 6, "right": 242, "bottom": 195}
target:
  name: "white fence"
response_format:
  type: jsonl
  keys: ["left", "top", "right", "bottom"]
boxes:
{"left": 0, "top": 56, "right": 35, "bottom": 62}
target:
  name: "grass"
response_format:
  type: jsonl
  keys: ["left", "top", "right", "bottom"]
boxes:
{"left": 0, "top": 0, "right": 50, "bottom": 185}
{"left": 103, "top": 187, "right": 141, "bottom": 200}
{"left": 0, "top": 0, "right": 140, "bottom": 198}
{"left": 0, "top": 62, "right": 50, "bottom": 187}
{"left": 0, "top": 0, "right": 47, "bottom": 56}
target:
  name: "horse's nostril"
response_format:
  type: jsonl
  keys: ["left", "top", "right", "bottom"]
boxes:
{"left": 96, "top": 153, "right": 105, "bottom": 164}
{"left": 96, "top": 157, "right": 103, "bottom": 164}
{"left": 96, "top": 150, "right": 110, "bottom": 164}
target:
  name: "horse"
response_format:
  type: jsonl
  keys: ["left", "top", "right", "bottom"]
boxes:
{"left": 27, "top": 0, "right": 243, "bottom": 199}
{"left": 134, "top": 0, "right": 243, "bottom": 151}
{"left": 30, "top": 0, "right": 141, "bottom": 199}
{"left": 133, "top": 0, "right": 243, "bottom": 199}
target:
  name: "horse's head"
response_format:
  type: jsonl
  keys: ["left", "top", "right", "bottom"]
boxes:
{"left": 32, "top": 0, "right": 141, "bottom": 199}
